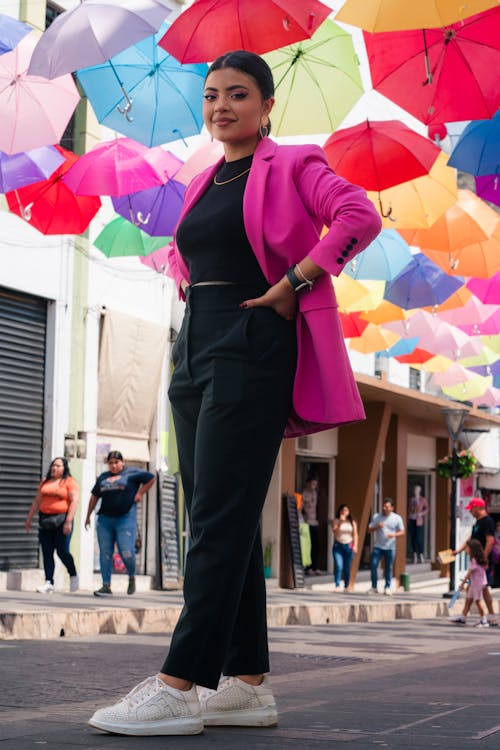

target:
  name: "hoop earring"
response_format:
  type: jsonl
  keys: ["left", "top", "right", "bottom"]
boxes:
{"left": 259, "top": 124, "right": 269, "bottom": 139}
{"left": 210, "top": 133, "right": 214, "bottom": 143}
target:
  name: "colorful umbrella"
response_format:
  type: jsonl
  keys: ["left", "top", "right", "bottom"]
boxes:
{"left": 159, "top": 0, "right": 331, "bottom": 63}
{"left": 394, "top": 347, "right": 434, "bottom": 365}
{"left": 470, "top": 385, "right": 500, "bottom": 407}
{"left": 468, "top": 360, "right": 500, "bottom": 377}
{"left": 0, "top": 146, "right": 65, "bottom": 192}
{"left": 28, "top": 0, "right": 174, "bottom": 79}
{"left": 367, "top": 151, "right": 457, "bottom": 227}
{"left": 364, "top": 8, "right": 500, "bottom": 125}
{"left": 421, "top": 227, "right": 500, "bottom": 278}
{"left": 323, "top": 120, "right": 439, "bottom": 192}
{"left": 343, "top": 229, "right": 413, "bottom": 281}
{"left": 467, "top": 272, "right": 500, "bottom": 303}
{"left": 433, "top": 363, "right": 485, "bottom": 387}
{"left": 140, "top": 243, "right": 171, "bottom": 273}
{"left": 175, "top": 140, "right": 224, "bottom": 185}
{"left": 421, "top": 354, "right": 455, "bottom": 373}
{"left": 0, "top": 34, "right": 80, "bottom": 155}
{"left": 111, "top": 177, "right": 186, "bottom": 237}
{"left": 94, "top": 216, "right": 171, "bottom": 257}
{"left": 360, "top": 300, "right": 406, "bottom": 325}
{"left": 475, "top": 174, "right": 500, "bottom": 208}
{"left": 76, "top": 23, "right": 207, "bottom": 147}
{"left": 261, "top": 20, "right": 363, "bottom": 136}
{"left": 333, "top": 276, "right": 385, "bottom": 312}
{"left": 459, "top": 342, "right": 500, "bottom": 367}
{"left": 339, "top": 312, "right": 369, "bottom": 338}
{"left": 382, "top": 309, "right": 437, "bottom": 340}
{"left": 438, "top": 296, "right": 498, "bottom": 331}
{"left": 447, "top": 109, "right": 500, "bottom": 176}
{"left": 422, "top": 285, "right": 472, "bottom": 313}
{"left": 381, "top": 337, "right": 419, "bottom": 358}
{"left": 63, "top": 138, "right": 176, "bottom": 197}
{"left": 458, "top": 309, "right": 500, "bottom": 337}
{"left": 383, "top": 253, "right": 463, "bottom": 310}
{"left": 6, "top": 146, "right": 101, "bottom": 235}
{"left": 0, "top": 13, "right": 31, "bottom": 55}
{"left": 348, "top": 323, "right": 400, "bottom": 354}
{"left": 335, "top": 0, "right": 499, "bottom": 31}
{"left": 442, "top": 375, "right": 492, "bottom": 401}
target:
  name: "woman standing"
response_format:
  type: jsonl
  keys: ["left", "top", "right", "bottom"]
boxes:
{"left": 332, "top": 504, "right": 358, "bottom": 591}
{"left": 89, "top": 51, "right": 381, "bottom": 736}
{"left": 407, "top": 484, "right": 429, "bottom": 563}
{"left": 25, "top": 457, "right": 79, "bottom": 593}
{"left": 85, "top": 451, "right": 156, "bottom": 597}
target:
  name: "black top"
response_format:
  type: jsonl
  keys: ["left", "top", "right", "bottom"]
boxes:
{"left": 471, "top": 514, "right": 496, "bottom": 552}
{"left": 176, "top": 154, "right": 268, "bottom": 287}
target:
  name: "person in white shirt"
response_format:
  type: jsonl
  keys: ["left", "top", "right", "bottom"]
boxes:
{"left": 367, "top": 498, "right": 405, "bottom": 595}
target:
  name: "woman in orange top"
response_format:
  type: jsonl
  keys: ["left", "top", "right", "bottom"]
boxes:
{"left": 25, "top": 456, "right": 80, "bottom": 593}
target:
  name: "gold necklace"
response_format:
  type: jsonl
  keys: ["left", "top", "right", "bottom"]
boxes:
{"left": 213, "top": 167, "right": 251, "bottom": 186}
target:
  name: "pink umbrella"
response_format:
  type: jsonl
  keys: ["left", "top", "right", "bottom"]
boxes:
{"left": 175, "top": 140, "right": 224, "bottom": 186}
{"left": 458, "top": 309, "right": 500, "bottom": 336}
{"left": 470, "top": 385, "right": 500, "bottom": 407}
{"left": 382, "top": 309, "right": 439, "bottom": 340}
{"left": 0, "top": 33, "right": 80, "bottom": 155}
{"left": 433, "top": 363, "right": 484, "bottom": 386}
{"left": 467, "top": 272, "right": 500, "bottom": 303}
{"left": 63, "top": 138, "right": 177, "bottom": 196}
{"left": 437, "top": 296, "right": 498, "bottom": 332}
{"left": 418, "top": 318, "right": 470, "bottom": 359}
{"left": 140, "top": 243, "right": 171, "bottom": 273}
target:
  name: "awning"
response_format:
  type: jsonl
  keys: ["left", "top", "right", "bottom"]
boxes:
{"left": 97, "top": 308, "right": 168, "bottom": 462}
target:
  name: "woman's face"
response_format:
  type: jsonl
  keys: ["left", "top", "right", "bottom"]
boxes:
{"left": 50, "top": 459, "right": 64, "bottom": 479}
{"left": 108, "top": 458, "right": 124, "bottom": 474}
{"left": 340, "top": 506, "right": 349, "bottom": 518}
{"left": 203, "top": 67, "right": 274, "bottom": 151}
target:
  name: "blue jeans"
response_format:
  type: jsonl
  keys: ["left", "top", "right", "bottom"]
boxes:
{"left": 333, "top": 542, "right": 354, "bottom": 587}
{"left": 39, "top": 525, "right": 77, "bottom": 584}
{"left": 96, "top": 508, "right": 137, "bottom": 585}
{"left": 371, "top": 547, "right": 394, "bottom": 590}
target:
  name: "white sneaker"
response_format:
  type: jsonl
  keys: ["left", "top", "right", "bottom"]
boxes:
{"left": 198, "top": 675, "right": 277, "bottom": 727}
{"left": 384, "top": 588, "right": 393, "bottom": 596}
{"left": 475, "top": 618, "right": 490, "bottom": 628}
{"left": 36, "top": 581, "right": 54, "bottom": 594}
{"left": 88, "top": 676, "right": 203, "bottom": 736}
{"left": 367, "top": 587, "right": 378, "bottom": 595}
{"left": 69, "top": 575, "right": 79, "bottom": 593}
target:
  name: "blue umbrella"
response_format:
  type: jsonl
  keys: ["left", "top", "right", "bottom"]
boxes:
{"left": 447, "top": 109, "right": 500, "bottom": 176}
{"left": 76, "top": 22, "right": 207, "bottom": 147}
{"left": 0, "top": 14, "right": 31, "bottom": 55}
{"left": 377, "top": 337, "right": 419, "bottom": 358}
{"left": 343, "top": 229, "right": 413, "bottom": 281}
{"left": 384, "top": 253, "right": 464, "bottom": 310}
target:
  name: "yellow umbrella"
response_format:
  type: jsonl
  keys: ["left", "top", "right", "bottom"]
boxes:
{"left": 421, "top": 355, "right": 455, "bottom": 373}
{"left": 481, "top": 335, "right": 500, "bottom": 355}
{"left": 367, "top": 152, "right": 457, "bottom": 229}
{"left": 360, "top": 300, "right": 406, "bottom": 324}
{"left": 442, "top": 374, "right": 492, "bottom": 401}
{"left": 332, "top": 275, "right": 385, "bottom": 312}
{"left": 459, "top": 345, "right": 500, "bottom": 367}
{"left": 348, "top": 323, "right": 400, "bottom": 354}
{"left": 335, "top": 0, "right": 498, "bottom": 32}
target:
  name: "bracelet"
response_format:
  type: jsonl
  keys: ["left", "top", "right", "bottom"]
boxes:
{"left": 295, "top": 262, "right": 314, "bottom": 288}
{"left": 286, "top": 265, "right": 313, "bottom": 293}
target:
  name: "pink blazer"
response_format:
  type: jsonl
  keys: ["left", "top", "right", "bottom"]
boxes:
{"left": 167, "top": 138, "right": 382, "bottom": 437}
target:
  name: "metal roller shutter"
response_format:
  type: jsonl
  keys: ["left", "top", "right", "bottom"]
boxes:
{"left": 0, "top": 288, "right": 47, "bottom": 570}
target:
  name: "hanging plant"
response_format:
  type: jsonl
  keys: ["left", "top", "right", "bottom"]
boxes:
{"left": 437, "top": 449, "right": 477, "bottom": 479}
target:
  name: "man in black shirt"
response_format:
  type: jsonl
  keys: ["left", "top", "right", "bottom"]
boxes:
{"left": 454, "top": 497, "right": 498, "bottom": 626}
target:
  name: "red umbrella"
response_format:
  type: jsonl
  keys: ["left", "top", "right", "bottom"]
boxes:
{"left": 364, "top": 8, "right": 500, "bottom": 125}
{"left": 394, "top": 348, "right": 434, "bottom": 365}
{"left": 158, "top": 0, "right": 331, "bottom": 63}
{"left": 339, "top": 312, "right": 369, "bottom": 338}
{"left": 6, "top": 146, "right": 101, "bottom": 235}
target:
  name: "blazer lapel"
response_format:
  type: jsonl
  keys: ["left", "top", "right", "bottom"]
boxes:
{"left": 243, "top": 138, "right": 277, "bottom": 282}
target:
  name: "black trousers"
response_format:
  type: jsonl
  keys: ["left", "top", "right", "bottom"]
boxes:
{"left": 162, "top": 285, "right": 297, "bottom": 689}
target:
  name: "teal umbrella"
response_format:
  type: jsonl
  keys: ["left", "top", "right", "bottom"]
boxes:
{"left": 94, "top": 216, "right": 171, "bottom": 258}
{"left": 343, "top": 229, "right": 413, "bottom": 281}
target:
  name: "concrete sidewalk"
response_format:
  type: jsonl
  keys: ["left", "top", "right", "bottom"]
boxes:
{"left": 2, "top": 573, "right": 498, "bottom": 640}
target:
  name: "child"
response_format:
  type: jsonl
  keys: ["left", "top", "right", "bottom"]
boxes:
{"left": 450, "top": 539, "right": 489, "bottom": 628}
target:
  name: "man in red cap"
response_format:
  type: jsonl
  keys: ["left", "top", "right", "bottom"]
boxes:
{"left": 454, "top": 497, "right": 498, "bottom": 626}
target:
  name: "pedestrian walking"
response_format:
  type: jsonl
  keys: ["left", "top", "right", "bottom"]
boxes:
{"left": 25, "top": 456, "right": 79, "bottom": 594}
{"left": 331, "top": 504, "right": 358, "bottom": 591}
{"left": 85, "top": 451, "right": 156, "bottom": 598}
{"left": 449, "top": 539, "right": 489, "bottom": 627}
{"left": 368, "top": 498, "right": 405, "bottom": 595}
{"left": 88, "top": 50, "right": 381, "bottom": 737}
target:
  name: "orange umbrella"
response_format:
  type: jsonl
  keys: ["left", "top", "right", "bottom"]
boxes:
{"left": 348, "top": 323, "right": 400, "bottom": 354}
{"left": 421, "top": 227, "right": 500, "bottom": 278}
{"left": 360, "top": 300, "right": 406, "bottom": 324}
{"left": 421, "top": 285, "right": 472, "bottom": 313}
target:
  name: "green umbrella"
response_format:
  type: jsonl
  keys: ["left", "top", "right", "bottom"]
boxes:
{"left": 94, "top": 216, "right": 171, "bottom": 258}
{"left": 263, "top": 20, "right": 363, "bottom": 136}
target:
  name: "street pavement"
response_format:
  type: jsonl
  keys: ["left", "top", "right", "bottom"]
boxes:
{"left": 1, "top": 618, "right": 500, "bottom": 750}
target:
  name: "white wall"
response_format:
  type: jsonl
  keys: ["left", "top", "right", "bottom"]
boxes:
{"left": 407, "top": 433, "right": 436, "bottom": 469}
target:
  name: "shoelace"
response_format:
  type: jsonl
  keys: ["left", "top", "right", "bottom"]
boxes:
{"left": 124, "top": 676, "right": 164, "bottom": 708}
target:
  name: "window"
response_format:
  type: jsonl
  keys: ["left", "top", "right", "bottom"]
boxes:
{"left": 409, "top": 367, "right": 421, "bottom": 391}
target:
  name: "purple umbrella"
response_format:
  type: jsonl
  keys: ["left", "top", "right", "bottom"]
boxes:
{"left": 112, "top": 178, "right": 185, "bottom": 237}
{"left": 0, "top": 146, "right": 65, "bottom": 192}
{"left": 475, "top": 174, "right": 500, "bottom": 208}
{"left": 384, "top": 253, "right": 464, "bottom": 310}
{"left": 0, "top": 13, "right": 31, "bottom": 55}
{"left": 468, "top": 360, "right": 500, "bottom": 378}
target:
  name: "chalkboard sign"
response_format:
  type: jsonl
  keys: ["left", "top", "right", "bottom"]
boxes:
{"left": 285, "top": 493, "right": 305, "bottom": 589}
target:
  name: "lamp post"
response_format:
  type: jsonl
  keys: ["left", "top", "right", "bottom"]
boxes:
{"left": 442, "top": 407, "right": 468, "bottom": 595}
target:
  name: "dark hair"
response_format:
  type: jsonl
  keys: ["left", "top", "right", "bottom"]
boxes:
{"left": 467, "top": 538, "right": 487, "bottom": 566}
{"left": 336, "top": 504, "right": 353, "bottom": 522}
{"left": 44, "top": 456, "right": 71, "bottom": 482}
{"left": 206, "top": 50, "right": 274, "bottom": 133}
{"left": 107, "top": 450, "right": 124, "bottom": 462}
{"left": 383, "top": 498, "right": 395, "bottom": 508}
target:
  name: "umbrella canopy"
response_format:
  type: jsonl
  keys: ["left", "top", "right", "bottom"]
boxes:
{"left": 447, "top": 109, "right": 500, "bottom": 176}
{"left": 421, "top": 354, "right": 455, "bottom": 373}
{"left": 383, "top": 253, "right": 463, "bottom": 309}
{"left": 0, "top": 13, "right": 31, "bottom": 55}
{"left": 459, "top": 341, "right": 500, "bottom": 367}
{"left": 339, "top": 312, "right": 369, "bottom": 338}
{"left": 442, "top": 375, "right": 492, "bottom": 401}
{"left": 140, "top": 243, "right": 171, "bottom": 272}
{"left": 394, "top": 347, "right": 434, "bottom": 364}
{"left": 467, "top": 272, "right": 500, "bottom": 303}
{"left": 261, "top": 20, "right": 363, "bottom": 136}
{"left": 76, "top": 23, "right": 207, "bottom": 147}
{"left": 348, "top": 323, "right": 399, "bottom": 354}
{"left": 323, "top": 120, "right": 439, "bottom": 192}
{"left": 421, "top": 226, "right": 500, "bottom": 278}
{"left": 94, "top": 216, "right": 171, "bottom": 257}
{"left": 367, "top": 152, "right": 457, "bottom": 228}
{"left": 6, "top": 146, "right": 101, "bottom": 235}
{"left": 475, "top": 174, "right": 500, "bottom": 208}
{"left": 422, "top": 285, "right": 472, "bottom": 313}
{"left": 111, "top": 177, "right": 186, "bottom": 237}
{"left": 359, "top": 300, "right": 405, "bottom": 325}
{"left": 468, "top": 360, "right": 500, "bottom": 377}
{"left": 175, "top": 140, "right": 224, "bottom": 185}
{"left": 335, "top": 0, "right": 499, "bottom": 31}
{"left": 63, "top": 138, "right": 176, "bottom": 197}
{"left": 159, "top": 0, "right": 331, "bottom": 63}
{"left": 364, "top": 8, "right": 500, "bottom": 126}
{"left": 382, "top": 309, "right": 437, "bottom": 340}
{"left": 438, "top": 296, "right": 498, "bottom": 330}
{"left": 0, "top": 146, "right": 65, "bottom": 193}
{"left": 458, "top": 309, "right": 500, "bottom": 337}
{"left": 381, "top": 337, "right": 419, "bottom": 358}
{"left": 433, "top": 363, "right": 484, "bottom": 386}
{"left": 470, "top": 385, "right": 500, "bottom": 407}
{"left": 343, "top": 229, "right": 413, "bottom": 281}
{"left": 0, "top": 34, "right": 80, "bottom": 155}
{"left": 333, "top": 275, "right": 385, "bottom": 312}
{"left": 28, "top": 0, "right": 174, "bottom": 79}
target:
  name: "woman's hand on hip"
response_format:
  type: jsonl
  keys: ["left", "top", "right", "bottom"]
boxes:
{"left": 240, "top": 277, "right": 297, "bottom": 320}
{"left": 62, "top": 520, "right": 72, "bottom": 535}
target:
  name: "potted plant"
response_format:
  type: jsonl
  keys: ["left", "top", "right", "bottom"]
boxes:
{"left": 437, "top": 449, "right": 477, "bottom": 479}
{"left": 263, "top": 540, "right": 274, "bottom": 579}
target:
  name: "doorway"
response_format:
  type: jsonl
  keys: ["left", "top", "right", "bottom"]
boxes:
{"left": 407, "top": 472, "right": 432, "bottom": 562}
{"left": 295, "top": 459, "right": 330, "bottom": 573}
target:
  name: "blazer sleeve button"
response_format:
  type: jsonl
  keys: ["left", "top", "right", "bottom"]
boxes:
{"left": 337, "top": 258, "right": 343, "bottom": 264}
{"left": 351, "top": 238, "right": 358, "bottom": 244}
